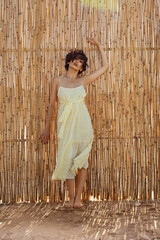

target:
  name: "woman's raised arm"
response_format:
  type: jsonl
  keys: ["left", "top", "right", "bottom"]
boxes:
{"left": 83, "top": 38, "right": 108, "bottom": 86}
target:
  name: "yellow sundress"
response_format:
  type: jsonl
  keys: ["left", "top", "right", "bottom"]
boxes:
{"left": 52, "top": 79, "right": 94, "bottom": 180}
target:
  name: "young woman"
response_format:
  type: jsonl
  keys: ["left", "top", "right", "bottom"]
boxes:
{"left": 40, "top": 37, "right": 108, "bottom": 208}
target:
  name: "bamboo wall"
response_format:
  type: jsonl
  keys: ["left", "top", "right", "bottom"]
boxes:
{"left": 0, "top": 0, "right": 159, "bottom": 203}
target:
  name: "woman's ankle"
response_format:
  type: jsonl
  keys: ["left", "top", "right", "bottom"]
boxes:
{"left": 69, "top": 197, "right": 74, "bottom": 202}
{"left": 74, "top": 196, "right": 81, "bottom": 202}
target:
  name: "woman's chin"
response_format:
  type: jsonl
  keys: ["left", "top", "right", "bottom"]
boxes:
{"left": 69, "top": 64, "right": 79, "bottom": 72}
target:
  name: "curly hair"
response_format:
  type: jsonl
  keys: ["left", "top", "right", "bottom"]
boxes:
{"left": 64, "top": 50, "right": 89, "bottom": 74}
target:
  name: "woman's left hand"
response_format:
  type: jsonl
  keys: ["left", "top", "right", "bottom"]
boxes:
{"left": 86, "top": 37, "right": 100, "bottom": 47}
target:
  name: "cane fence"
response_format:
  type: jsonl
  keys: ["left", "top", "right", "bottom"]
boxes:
{"left": 0, "top": 0, "right": 160, "bottom": 203}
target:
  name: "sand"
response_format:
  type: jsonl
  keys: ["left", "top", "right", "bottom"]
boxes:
{"left": 0, "top": 200, "right": 160, "bottom": 240}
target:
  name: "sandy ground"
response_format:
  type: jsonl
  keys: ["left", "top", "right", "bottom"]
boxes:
{"left": 0, "top": 200, "right": 160, "bottom": 240}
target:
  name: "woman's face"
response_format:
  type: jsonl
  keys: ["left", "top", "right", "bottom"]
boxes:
{"left": 69, "top": 57, "right": 84, "bottom": 72}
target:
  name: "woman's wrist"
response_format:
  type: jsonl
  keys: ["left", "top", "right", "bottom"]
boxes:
{"left": 97, "top": 42, "right": 103, "bottom": 49}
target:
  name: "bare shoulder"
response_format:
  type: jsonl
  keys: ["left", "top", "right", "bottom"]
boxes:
{"left": 51, "top": 76, "right": 62, "bottom": 89}
{"left": 52, "top": 76, "right": 61, "bottom": 85}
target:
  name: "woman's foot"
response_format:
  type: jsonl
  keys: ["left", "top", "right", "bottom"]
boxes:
{"left": 73, "top": 198, "right": 83, "bottom": 208}
{"left": 65, "top": 199, "right": 74, "bottom": 208}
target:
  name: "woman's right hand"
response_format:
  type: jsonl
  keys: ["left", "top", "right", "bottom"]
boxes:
{"left": 86, "top": 37, "right": 100, "bottom": 47}
{"left": 39, "top": 127, "right": 50, "bottom": 144}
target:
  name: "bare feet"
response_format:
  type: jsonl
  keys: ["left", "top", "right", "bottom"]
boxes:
{"left": 65, "top": 199, "right": 74, "bottom": 208}
{"left": 74, "top": 198, "right": 83, "bottom": 208}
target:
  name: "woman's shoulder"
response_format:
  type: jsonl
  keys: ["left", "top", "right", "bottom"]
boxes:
{"left": 52, "top": 75, "right": 62, "bottom": 87}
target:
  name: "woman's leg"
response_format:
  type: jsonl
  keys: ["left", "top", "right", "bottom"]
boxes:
{"left": 66, "top": 179, "right": 75, "bottom": 208}
{"left": 74, "top": 168, "right": 87, "bottom": 207}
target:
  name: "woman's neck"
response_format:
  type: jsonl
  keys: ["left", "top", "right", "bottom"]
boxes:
{"left": 65, "top": 69, "right": 78, "bottom": 81}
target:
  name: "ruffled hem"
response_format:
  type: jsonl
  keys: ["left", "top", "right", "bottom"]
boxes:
{"left": 52, "top": 175, "right": 68, "bottom": 181}
{"left": 70, "top": 136, "right": 94, "bottom": 176}
{"left": 51, "top": 136, "right": 94, "bottom": 181}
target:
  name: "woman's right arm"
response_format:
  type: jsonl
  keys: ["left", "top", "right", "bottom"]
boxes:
{"left": 40, "top": 77, "right": 59, "bottom": 144}
{"left": 45, "top": 77, "right": 58, "bottom": 129}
